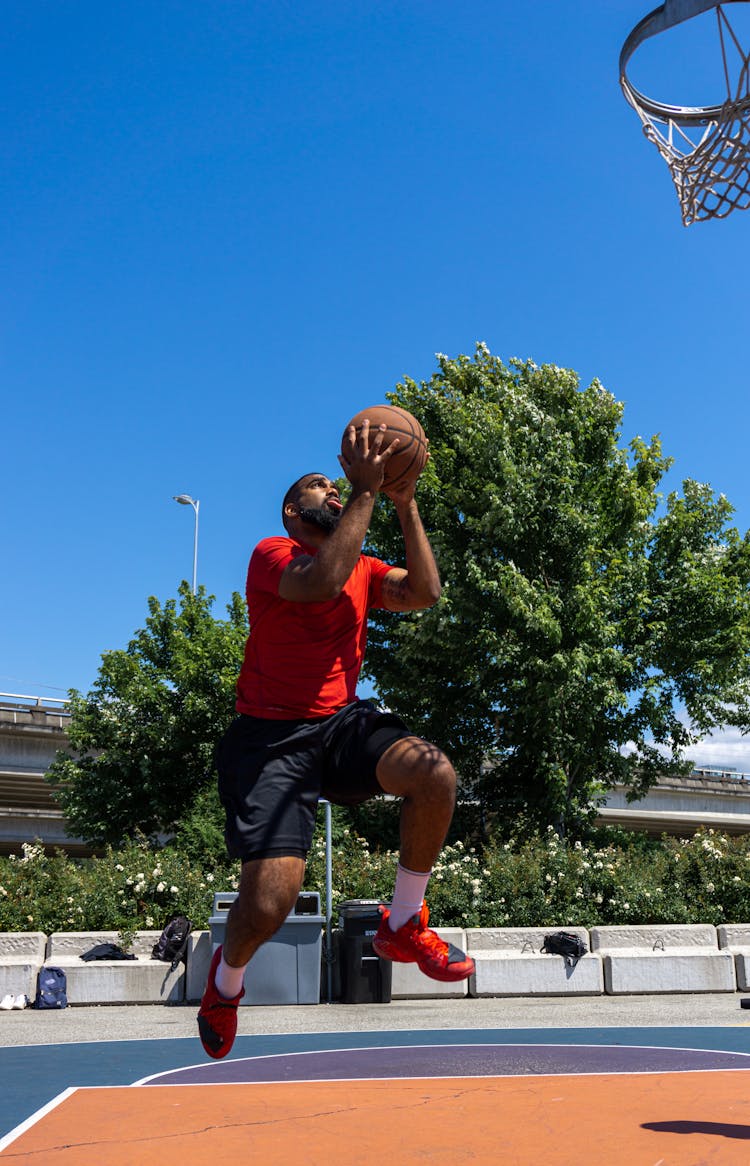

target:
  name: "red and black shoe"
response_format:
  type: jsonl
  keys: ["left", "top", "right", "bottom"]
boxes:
{"left": 197, "top": 945, "right": 244, "bottom": 1059}
{"left": 373, "top": 902, "right": 475, "bottom": 983}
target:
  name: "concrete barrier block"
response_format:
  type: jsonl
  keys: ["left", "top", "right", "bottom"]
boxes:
{"left": 391, "top": 929, "right": 469, "bottom": 998}
{"left": 186, "top": 931, "right": 211, "bottom": 1002}
{"left": 590, "top": 924, "right": 734, "bottom": 994}
{"left": 47, "top": 931, "right": 123, "bottom": 959}
{"left": 590, "top": 924, "right": 718, "bottom": 952}
{"left": 469, "top": 951, "right": 603, "bottom": 997}
{"left": 0, "top": 933, "right": 49, "bottom": 999}
{"left": 0, "top": 932, "right": 47, "bottom": 961}
{"left": 47, "top": 932, "right": 184, "bottom": 1004}
{"left": 467, "top": 927, "right": 590, "bottom": 953}
{"left": 730, "top": 953, "right": 750, "bottom": 991}
{"left": 465, "top": 928, "right": 601, "bottom": 997}
{"left": 717, "top": 924, "right": 750, "bottom": 949}
{"left": 56, "top": 960, "right": 184, "bottom": 1004}
{"left": 0, "top": 961, "right": 41, "bottom": 998}
{"left": 717, "top": 926, "right": 750, "bottom": 990}
{"left": 601, "top": 950, "right": 735, "bottom": 994}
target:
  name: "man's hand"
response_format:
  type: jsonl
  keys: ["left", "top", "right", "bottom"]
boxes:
{"left": 339, "top": 419, "right": 399, "bottom": 496}
{"left": 382, "top": 448, "right": 429, "bottom": 507}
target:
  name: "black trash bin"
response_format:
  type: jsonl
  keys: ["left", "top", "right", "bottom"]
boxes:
{"left": 337, "top": 899, "right": 392, "bottom": 1004}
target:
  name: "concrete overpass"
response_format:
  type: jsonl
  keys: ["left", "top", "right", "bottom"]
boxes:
{"left": 2, "top": 693, "right": 750, "bottom": 854}
{"left": 0, "top": 693, "right": 90, "bottom": 856}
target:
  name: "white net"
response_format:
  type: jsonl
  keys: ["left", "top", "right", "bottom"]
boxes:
{"left": 621, "top": 3, "right": 750, "bottom": 225}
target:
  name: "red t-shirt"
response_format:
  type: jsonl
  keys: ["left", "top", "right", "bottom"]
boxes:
{"left": 236, "top": 536, "right": 393, "bottom": 719}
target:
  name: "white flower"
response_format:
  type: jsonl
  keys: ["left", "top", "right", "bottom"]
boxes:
{"left": 152, "top": 868, "right": 162, "bottom": 878}
{"left": 170, "top": 886, "right": 178, "bottom": 894}
{"left": 206, "top": 873, "right": 215, "bottom": 883}
{"left": 156, "top": 882, "right": 166, "bottom": 893}
{"left": 145, "top": 916, "right": 154, "bottom": 927}
{"left": 27, "top": 915, "right": 33, "bottom": 922}
{"left": 706, "top": 882, "right": 715, "bottom": 893}
{"left": 623, "top": 902, "right": 630, "bottom": 910}
{"left": 136, "top": 873, "right": 144, "bottom": 881}
{"left": 115, "top": 864, "right": 124, "bottom": 872}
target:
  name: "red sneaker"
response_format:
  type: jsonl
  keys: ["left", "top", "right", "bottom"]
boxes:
{"left": 373, "top": 902, "right": 475, "bottom": 983}
{"left": 197, "top": 946, "right": 244, "bottom": 1059}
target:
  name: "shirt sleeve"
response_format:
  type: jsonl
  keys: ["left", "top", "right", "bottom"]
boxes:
{"left": 366, "top": 554, "right": 395, "bottom": 609}
{"left": 247, "top": 537, "right": 298, "bottom": 596}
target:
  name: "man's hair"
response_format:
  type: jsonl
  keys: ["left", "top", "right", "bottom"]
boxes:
{"left": 281, "top": 473, "right": 324, "bottom": 533}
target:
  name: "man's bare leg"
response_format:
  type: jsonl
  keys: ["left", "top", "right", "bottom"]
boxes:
{"left": 373, "top": 736, "right": 474, "bottom": 981}
{"left": 375, "top": 736, "right": 456, "bottom": 870}
{"left": 198, "top": 855, "right": 305, "bottom": 1058}
{"left": 223, "top": 855, "right": 306, "bottom": 968}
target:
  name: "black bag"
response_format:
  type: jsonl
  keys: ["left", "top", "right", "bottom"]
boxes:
{"left": 34, "top": 966, "right": 68, "bottom": 1009}
{"left": 541, "top": 931, "right": 587, "bottom": 967}
{"left": 152, "top": 914, "right": 193, "bottom": 971}
{"left": 80, "top": 942, "right": 136, "bottom": 962}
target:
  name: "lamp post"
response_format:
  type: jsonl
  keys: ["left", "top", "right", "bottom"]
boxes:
{"left": 173, "top": 494, "right": 200, "bottom": 594}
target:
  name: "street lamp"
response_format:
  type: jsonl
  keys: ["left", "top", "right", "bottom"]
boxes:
{"left": 173, "top": 494, "right": 200, "bottom": 594}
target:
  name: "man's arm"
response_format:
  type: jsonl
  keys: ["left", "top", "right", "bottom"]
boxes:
{"left": 279, "top": 489, "right": 378, "bottom": 602}
{"left": 278, "top": 421, "right": 396, "bottom": 604}
{"left": 380, "top": 487, "right": 442, "bottom": 613}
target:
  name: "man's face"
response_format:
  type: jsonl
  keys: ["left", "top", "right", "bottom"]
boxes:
{"left": 290, "top": 474, "right": 343, "bottom": 534}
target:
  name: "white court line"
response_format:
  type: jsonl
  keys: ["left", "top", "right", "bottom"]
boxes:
{"left": 0, "top": 1087, "right": 77, "bottom": 1153}
{"left": 132, "top": 1040, "right": 750, "bottom": 1086}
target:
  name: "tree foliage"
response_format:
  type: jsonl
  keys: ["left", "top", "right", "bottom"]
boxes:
{"left": 362, "top": 345, "right": 750, "bottom": 834}
{"left": 47, "top": 583, "right": 247, "bottom": 845}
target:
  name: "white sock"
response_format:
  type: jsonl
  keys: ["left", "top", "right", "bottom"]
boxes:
{"left": 388, "top": 864, "right": 431, "bottom": 931}
{"left": 215, "top": 951, "right": 246, "bottom": 999}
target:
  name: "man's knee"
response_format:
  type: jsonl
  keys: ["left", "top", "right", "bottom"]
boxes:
{"left": 377, "top": 737, "right": 457, "bottom": 802}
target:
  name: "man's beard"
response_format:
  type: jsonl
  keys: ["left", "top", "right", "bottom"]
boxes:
{"left": 297, "top": 503, "right": 341, "bottom": 534}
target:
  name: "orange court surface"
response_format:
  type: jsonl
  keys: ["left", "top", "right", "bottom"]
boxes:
{"left": 3, "top": 1066, "right": 750, "bottom": 1164}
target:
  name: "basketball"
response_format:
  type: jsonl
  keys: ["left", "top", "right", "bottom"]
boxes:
{"left": 342, "top": 404, "right": 428, "bottom": 490}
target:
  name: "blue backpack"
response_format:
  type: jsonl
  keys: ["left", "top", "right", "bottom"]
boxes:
{"left": 34, "top": 966, "right": 68, "bottom": 1009}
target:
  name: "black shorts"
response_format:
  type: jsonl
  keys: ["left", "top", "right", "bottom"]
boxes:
{"left": 216, "top": 700, "right": 413, "bottom": 862}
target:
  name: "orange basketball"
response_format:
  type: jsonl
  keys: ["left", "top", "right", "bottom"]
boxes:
{"left": 342, "top": 404, "right": 428, "bottom": 490}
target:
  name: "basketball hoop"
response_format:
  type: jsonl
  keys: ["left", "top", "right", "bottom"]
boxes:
{"left": 620, "top": 0, "right": 750, "bottom": 224}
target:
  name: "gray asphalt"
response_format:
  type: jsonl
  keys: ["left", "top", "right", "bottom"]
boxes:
{"left": 3, "top": 991, "right": 750, "bottom": 1046}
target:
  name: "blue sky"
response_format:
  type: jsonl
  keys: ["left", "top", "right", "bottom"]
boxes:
{"left": 3, "top": 1, "right": 750, "bottom": 768}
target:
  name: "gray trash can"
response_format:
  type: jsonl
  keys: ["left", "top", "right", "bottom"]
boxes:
{"left": 337, "top": 899, "right": 392, "bottom": 1004}
{"left": 210, "top": 891, "right": 323, "bottom": 1006}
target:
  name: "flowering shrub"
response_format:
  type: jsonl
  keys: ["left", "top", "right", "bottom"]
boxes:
{"left": 0, "top": 839, "right": 239, "bottom": 936}
{"left": 3, "top": 827, "right": 750, "bottom": 933}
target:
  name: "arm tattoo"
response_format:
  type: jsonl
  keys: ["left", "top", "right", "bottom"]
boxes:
{"left": 381, "top": 573, "right": 411, "bottom": 610}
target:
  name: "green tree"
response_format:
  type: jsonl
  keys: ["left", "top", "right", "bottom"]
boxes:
{"left": 362, "top": 345, "right": 750, "bottom": 835}
{"left": 47, "top": 582, "right": 247, "bottom": 845}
